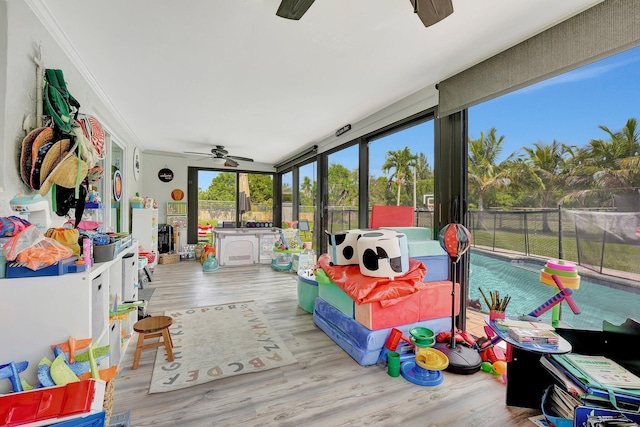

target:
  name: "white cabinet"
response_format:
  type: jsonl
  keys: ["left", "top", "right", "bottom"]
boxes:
{"left": 0, "top": 243, "right": 138, "bottom": 394}
{"left": 131, "top": 208, "right": 158, "bottom": 268}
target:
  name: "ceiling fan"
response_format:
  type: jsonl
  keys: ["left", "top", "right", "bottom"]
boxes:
{"left": 276, "top": 0, "right": 454, "bottom": 27}
{"left": 184, "top": 146, "right": 254, "bottom": 167}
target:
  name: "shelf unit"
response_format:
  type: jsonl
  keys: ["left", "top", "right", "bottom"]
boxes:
{"left": 0, "top": 243, "right": 138, "bottom": 394}
{"left": 131, "top": 208, "right": 158, "bottom": 268}
{"left": 167, "top": 201, "right": 187, "bottom": 250}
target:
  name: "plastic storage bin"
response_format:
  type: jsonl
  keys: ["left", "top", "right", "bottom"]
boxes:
{"left": 297, "top": 270, "right": 318, "bottom": 313}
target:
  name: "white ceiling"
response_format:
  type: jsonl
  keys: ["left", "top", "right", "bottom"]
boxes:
{"left": 31, "top": 0, "right": 602, "bottom": 167}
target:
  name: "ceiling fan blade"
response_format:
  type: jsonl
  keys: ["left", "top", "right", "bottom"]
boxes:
{"left": 228, "top": 155, "right": 254, "bottom": 162}
{"left": 276, "top": 0, "right": 316, "bottom": 20}
{"left": 184, "top": 151, "right": 211, "bottom": 156}
{"left": 412, "top": 0, "right": 454, "bottom": 27}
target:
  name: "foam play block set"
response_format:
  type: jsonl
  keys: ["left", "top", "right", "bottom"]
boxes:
{"left": 317, "top": 274, "right": 355, "bottom": 318}
{"left": 313, "top": 297, "right": 450, "bottom": 366}
{"left": 357, "top": 230, "right": 409, "bottom": 279}
{"left": 354, "top": 280, "right": 459, "bottom": 330}
{"left": 380, "top": 226, "right": 433, "bottom": 256}
{"left": 354, "top": 292, "right": 421, "bottom": 330}
{"left": 325, "top": 229, "right": 364, "bottom": 266}
{"left": 411, "top": 239, "right": 449, "bottom": 282}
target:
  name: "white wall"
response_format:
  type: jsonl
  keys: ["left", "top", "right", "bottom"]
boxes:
{"left": 0, "top": 1, "right": 140, "bottom": 224}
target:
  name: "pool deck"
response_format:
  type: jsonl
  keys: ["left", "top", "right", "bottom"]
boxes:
{"left": 465, "top": 308, "right": 488, "bottom": 338}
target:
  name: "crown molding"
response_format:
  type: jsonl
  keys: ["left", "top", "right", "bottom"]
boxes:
{"left": 25, "top": 0, "right": 144, "bottom": 150}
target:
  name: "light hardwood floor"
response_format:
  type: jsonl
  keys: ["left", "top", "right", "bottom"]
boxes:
{"left": 112, "top": 261, "right": 541, "bottom": 426}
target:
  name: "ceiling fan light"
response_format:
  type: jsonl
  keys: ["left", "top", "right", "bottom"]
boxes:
{"left": 212, "top": 157, "right": 226, "bottom": 165}
{"left": 224, "top": 158, "right": 239, "bottom": 167}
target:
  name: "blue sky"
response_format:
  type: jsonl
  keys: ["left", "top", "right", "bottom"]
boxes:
{"left": 202, "top": 45, "right": 640, "bottom": 187}
{"left": 469, "top": 45, "right": 640, "bottom": 162}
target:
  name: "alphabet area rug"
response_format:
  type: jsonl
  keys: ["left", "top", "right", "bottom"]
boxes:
{"left": 148, "top": 301, "right": 298, "bottom": 393}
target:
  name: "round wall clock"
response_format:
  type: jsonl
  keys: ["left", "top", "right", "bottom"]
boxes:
{"left": 158, "top": 168, "right": 174, "bottom": 182}
{"left": 133, "top": 147, "right": 141, "bottom": 181}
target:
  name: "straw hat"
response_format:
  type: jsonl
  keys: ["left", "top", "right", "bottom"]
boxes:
{"left": 20, "top": 127, "right": 49, "bottom": 185}
{"left": 30, "top": 140, "right": 55, "bottom": 190}
{"left": 39, "top": 141, "right": 88, "bottom": 196}
{"left": 38, "top": 139, "right": 72, "bottom": 189}
{"left": 29, "top": 128, "right": 55, "bottom": 189}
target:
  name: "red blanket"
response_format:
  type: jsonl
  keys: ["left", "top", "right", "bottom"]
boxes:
{"left": 317, "top": 253, "right": 427, "bottom": 307}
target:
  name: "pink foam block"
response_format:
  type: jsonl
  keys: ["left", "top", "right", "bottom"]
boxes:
{"left": 354, "top": 281, "right": 459, "bottom": 330}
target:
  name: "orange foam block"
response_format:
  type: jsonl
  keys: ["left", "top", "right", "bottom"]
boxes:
{"left": 354, "top": 281, "right": 459, "bottom": 330}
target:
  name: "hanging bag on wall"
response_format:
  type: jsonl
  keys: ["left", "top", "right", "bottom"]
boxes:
{"left": 43, "top": 69, "right": 80, "bottom": 134}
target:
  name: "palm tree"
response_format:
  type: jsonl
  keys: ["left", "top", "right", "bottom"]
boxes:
{"left": 382, "top": 147, "right": 418, "bottom": 206}
{"left": 567, "top": 118, "right": 640, "bottom": 206}
{"left": 468, "top": 128, "right": 511, "bottom": 212}
{"left": 521, "top": 140, "right": 571, "bottom": 231}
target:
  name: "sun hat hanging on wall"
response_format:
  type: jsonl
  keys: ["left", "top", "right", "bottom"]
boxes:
{"left": 39, "top": 140, "right": 88, "bottom": 196}
{"left": 38, "top": 139, "right": 72, "bottom": 189}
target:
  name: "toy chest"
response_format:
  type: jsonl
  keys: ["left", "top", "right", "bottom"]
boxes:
{"left": 315, "top": 268, "right": 355, "bottom": 317}
{"left": 313, "top": 297, "right": 450, "bottom": 366}
{"left": 297, "top": 270, "right": 318, "bottom": 313}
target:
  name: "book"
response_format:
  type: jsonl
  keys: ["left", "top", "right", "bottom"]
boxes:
{"left": 539, "top": 355, "right": 585, "bottom": 396}
{"left": 564, "top": 354, "right": 640, "bottom": 389}
{"left": 508, "top": 327, "right": 560, "bottom": 345}
{"left": 494, "top": 319, "right": 555, "bottom": 331}
{"left": 548, "top": 384, "right": 582, "bottom": 420}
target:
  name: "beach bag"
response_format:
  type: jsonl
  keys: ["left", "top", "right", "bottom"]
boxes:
{"left": 2, "top": 225, "right": 73, "bottom": 270}
{"left": 43, "top": 69, "right": 80, "bottom": 134}
{"left": 45, "top": 227, "right": 81, "bottom": 256}
{"left": 0, "top": 216, "right": 31, "bottom": 237}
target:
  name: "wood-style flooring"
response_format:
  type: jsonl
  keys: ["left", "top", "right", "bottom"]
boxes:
{"left": 112, "top": 261, "right": 541, "bottom": 426}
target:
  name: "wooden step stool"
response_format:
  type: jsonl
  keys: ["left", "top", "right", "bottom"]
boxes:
{"left": 132, "top": 315, "right": 174, "bottom": 369}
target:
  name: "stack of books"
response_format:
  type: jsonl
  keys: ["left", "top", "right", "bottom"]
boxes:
{"left": 508, "top": 327, "right": 560, "bottom": 345}
{"left": 494, "top": 318, "right": 560, "bottom": 346}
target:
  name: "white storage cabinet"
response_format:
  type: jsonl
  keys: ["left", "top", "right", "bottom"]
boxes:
{"left": 131, "top": 208, "right": 158, "bottom": 267}
{"left": 0, "top": 243, "right": 138, "bottom": 394}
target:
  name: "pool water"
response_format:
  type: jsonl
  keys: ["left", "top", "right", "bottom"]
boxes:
{"left": 468, "top": 251, "right": 640, "bottom": 331}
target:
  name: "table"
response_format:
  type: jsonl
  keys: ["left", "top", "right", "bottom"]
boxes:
{"left": 485, "top": 317, "right": 572, "bottom": 408}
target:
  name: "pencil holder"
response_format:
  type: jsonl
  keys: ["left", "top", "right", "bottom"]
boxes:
{"left": 489, "top": 310, "right": 505, "bottom": 321}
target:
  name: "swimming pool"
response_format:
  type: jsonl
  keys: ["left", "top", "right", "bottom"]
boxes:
{"left": 468, "top": 250, "right": 640, "bottom": 331}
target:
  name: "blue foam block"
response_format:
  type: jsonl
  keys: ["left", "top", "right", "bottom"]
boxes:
{"left": 411, "top": 255, "right": 449, "bottom": 282}
{"left": 313, "top": 297, "right": 450, "bottom": 366}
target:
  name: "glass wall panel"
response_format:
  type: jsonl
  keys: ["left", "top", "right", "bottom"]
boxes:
{"left": 327, "top": 145, "right": 359, "bottom": 232}
{"left": 197, "top": 170, "right": 237, "bottom": 233}
{"left": 281, "top": 171, "right": 293, "bottom": 226}
{"left": 368, "top": 120, "right": 435, "bottom": 229}
{"left": 298, "top": 161, "right": 316, "bottom": 248}
{"left": 242, "top": 173, "right": 273, "bottom": 226}
{"left": 467, "top": 46, "right": 640, "bottom": 331}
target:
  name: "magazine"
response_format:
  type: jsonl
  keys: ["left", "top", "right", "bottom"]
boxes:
{"left": 564, "top": 354, "right": 640, "bottom": 389}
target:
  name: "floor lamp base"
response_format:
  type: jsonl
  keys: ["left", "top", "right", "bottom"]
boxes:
{"left": 434, "top": 342, "right": 482, "bottom": 375}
